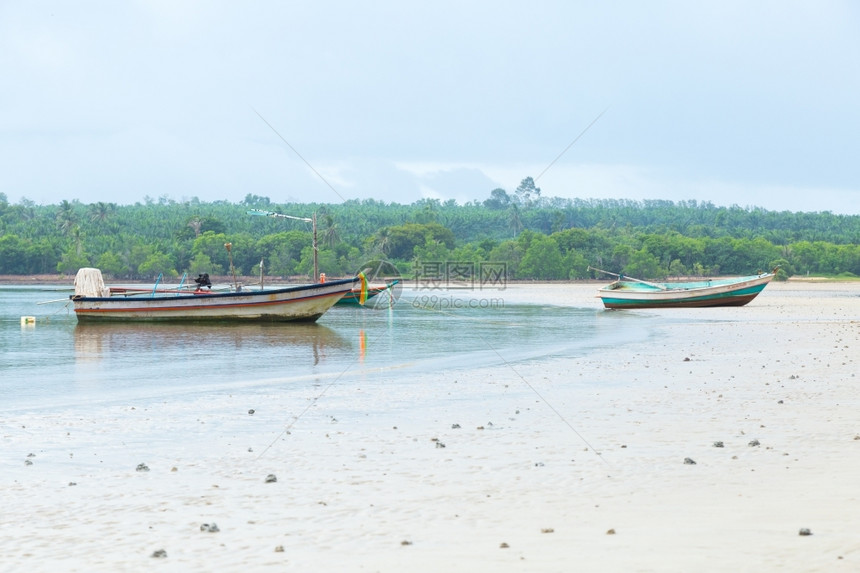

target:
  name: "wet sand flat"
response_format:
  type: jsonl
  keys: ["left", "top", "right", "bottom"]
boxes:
{"left": 1, "top": 282, "right": 858, "bottom": 571}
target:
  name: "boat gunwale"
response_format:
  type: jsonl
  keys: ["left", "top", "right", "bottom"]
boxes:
{"left": 598, "top": 273, "right": 773, "bottom": 295}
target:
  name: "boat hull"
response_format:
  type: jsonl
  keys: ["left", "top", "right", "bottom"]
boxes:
{"left": 597, "top": 273, "right": 774, "bottom": 309}
{"left": 72, "top": 278, "right": 357, "bottom": 322}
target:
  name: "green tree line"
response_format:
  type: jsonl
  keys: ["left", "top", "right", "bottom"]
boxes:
{"left": 1, "top": 186, "right": 858, "bottom": 281}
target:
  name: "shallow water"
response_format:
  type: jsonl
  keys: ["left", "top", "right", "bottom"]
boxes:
{"left": 1, "top": 285, "right": 648, "bottom": 411}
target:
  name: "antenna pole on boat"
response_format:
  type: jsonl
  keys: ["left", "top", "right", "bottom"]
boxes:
{"left": 588, "top": 266, "right": 621, "bottom": 279}
{"left": 151, "top": 273, "right": 163, "bottom": 298}
{"left": 588, "top": 266, "right": 668, "bottom": 290}
{"left": 247, "top": 209, "right": 317, "bottom": 282}
{"left": 312, "top": 212, "right": 318, "bottom": 283}
{"left": 225, "top": 242, "right": 238, "bottom": 291}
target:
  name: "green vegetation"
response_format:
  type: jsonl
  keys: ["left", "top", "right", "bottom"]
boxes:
{"left": 1, "top": 187, "right": 858, "bottom": 281}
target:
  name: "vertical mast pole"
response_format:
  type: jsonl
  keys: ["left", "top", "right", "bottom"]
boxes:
{"left": 312, "top": 212, "right": 318, "bottom": 282}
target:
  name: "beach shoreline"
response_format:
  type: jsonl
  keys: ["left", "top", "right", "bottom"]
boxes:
{"left": 1, "top": 282, "right": 858, "bottom": 571}
{"left": 1, "top": 273, "right": 856, "bottom": 287}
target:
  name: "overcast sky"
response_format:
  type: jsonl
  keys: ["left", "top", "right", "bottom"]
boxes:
{"left": 2, "top": 1, "right": 859, "bottom": 214}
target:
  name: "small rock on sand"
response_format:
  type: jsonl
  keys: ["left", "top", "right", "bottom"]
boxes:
{"left": 713, "top": 441, "right": 724, "bottom": 448}
{"left": 684, "top": 457, "right": 697, "bottom": 465}
{"left": 799, "top": 528, "right": 812, "bottom": 536}
{"left": 151, "top": 549, "right": 167, "bottom": 558}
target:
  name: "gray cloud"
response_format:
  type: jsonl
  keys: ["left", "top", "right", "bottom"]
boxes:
{"left": 1, "top": 1, "right": 858, "bottom": 213}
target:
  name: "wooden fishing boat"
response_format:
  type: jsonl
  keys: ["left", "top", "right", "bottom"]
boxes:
{"left": 70, "top": 268, "right": 357, "bottom": 322}
{"left": 593, "top": 268, "right": 776, "bottom": 309}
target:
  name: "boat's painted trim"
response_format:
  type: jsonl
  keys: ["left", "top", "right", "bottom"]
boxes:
{"left": 337, "top": 286, "right": 389, "bottom": 305}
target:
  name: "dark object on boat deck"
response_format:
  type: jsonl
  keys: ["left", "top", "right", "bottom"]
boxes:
{"left": 195, "top": 273, "right": 212, "bottom": 289}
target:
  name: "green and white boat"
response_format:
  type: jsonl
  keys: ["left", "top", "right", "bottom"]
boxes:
{"left": 593, "top": 268, "right": 776, "bottom": 309}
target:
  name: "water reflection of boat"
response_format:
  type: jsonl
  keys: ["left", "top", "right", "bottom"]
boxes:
{"left": 74, "top": 322, "right": 352, "bottom": 365}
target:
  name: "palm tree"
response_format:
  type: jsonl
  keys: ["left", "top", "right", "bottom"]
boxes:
{"left": 187, "top": 217, "right": 203, "bottom": 238}
{"left": 320, "top": 212, "right": 341, "bottom": 248}
{"left": 70, "top": 225, "right": 84, "bottom": 256}
{"left": 56, "top": 200, "right": 77, "bottom": 235}
{"left": 88, "top": 202, "right": 115, "bottom": 223}
{"left": 508, "top": 204, "right": 523, "bottom": 237}
{"left": 372, "top": 227, "right": 392, "bottom": 256}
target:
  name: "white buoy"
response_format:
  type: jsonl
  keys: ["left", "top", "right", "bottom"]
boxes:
{"left": 20, "top": 316, "right": 36, "bottom": 325}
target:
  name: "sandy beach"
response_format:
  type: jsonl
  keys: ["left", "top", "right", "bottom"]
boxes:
{"left": 2, "top": 281, "right": 858, "bottom": 572}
